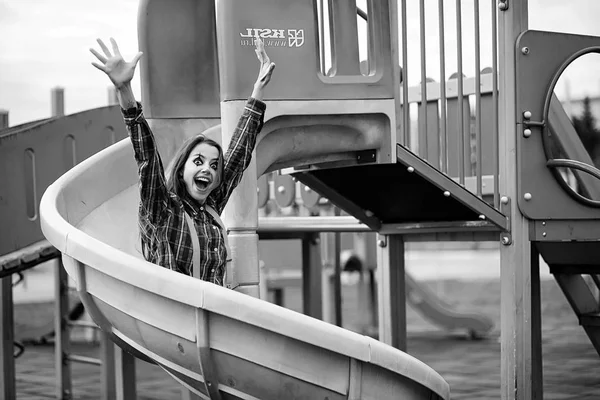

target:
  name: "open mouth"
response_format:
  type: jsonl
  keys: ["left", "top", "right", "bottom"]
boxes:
{"left": 194, "top": 176, "right": 211, "bottom": 191}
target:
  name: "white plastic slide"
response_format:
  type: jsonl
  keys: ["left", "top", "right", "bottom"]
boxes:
{"left": 40, "top": 137, "right": 450, "bottom": 399}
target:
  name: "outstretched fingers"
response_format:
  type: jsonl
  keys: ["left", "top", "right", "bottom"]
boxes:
{"left": 91, "top": 61, "right": 107, "bottom": 72}
{"left": 254, "top": 34, "right": 268, "bottom": 64}
{"left": 97, "top": 38, "right": 112, "bottom": 58}
{"left": 89, "top": 48, "right": 107, "bottom": 64}
{"left": 110, "top": 37, "right": 121, "bottom": 57}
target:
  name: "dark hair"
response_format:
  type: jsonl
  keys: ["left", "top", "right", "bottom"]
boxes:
{"left": 165, "top": 134, "right": 224, "bottom": 203}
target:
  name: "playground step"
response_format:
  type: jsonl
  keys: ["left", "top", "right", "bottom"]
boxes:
{"left": 293, "top": 144, "right": 507, "bottom": 234}
{"left": 539, "top": 242, "right": 600, "bottom": 272}
{"left": 552, "top": 272, "right": 600, "bottom": 356}
{"left": 548, "top": 264, "right": 600, "bottom": 275}
{"left": 581, "top": 313, "right": 600, "bottom": 327}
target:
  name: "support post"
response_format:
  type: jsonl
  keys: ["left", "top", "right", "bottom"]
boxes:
{"left": 51, "top": 87, "right": 65, "bottom": 117}
{"left": 100, "top": 332, "right": 116, "bottom": 400}
{"left": 220, "top": 101, "right": 260, "bottom": 298}
{"left": 55, "top": 258, "right": 72, "bottom": 399}
{"left": 115, "top": 348, "right": 137, "bottom": 400}
{"left": 0, "top": 110, "right": 8, "bottom": 129}
{"left": 376, "top": 234, "right": 406, "bottom": 351}
{"left": 302, "top": 233, "right": 323, "bottom": 319}
{"left": 0, "top": 275, "right": 15, "bottom": 399}
{"left": 498, "top": 1, "right": 541, "bottom": 399}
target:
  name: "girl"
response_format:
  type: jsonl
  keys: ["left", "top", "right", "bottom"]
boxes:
{"left": 90, "top": 37, "right": 275, "bottom": 287}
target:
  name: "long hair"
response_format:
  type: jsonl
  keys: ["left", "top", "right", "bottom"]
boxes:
{"left": 165, "top": 134, "right": 225, "bottom": 204}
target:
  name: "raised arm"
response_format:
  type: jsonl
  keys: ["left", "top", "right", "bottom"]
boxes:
{"left": 90, "top": 38, "right": 169, "bottom": 223}
{"left": 90, "top": 38, "right": 143, "bottom": 110}
{"left": 211, "top": 36, "right": 275, "bottom": 212}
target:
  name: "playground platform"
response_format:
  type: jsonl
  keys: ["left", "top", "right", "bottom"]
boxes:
{"left": 14, "top": 277, "right": 600, "bottom": 400}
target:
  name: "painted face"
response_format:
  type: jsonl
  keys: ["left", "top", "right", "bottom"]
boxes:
{"left": 182, "top": 142, "right": 220, "bottom": 204}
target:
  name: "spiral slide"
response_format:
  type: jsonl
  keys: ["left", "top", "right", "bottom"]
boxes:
{"left": 40, "top": 134, "right": 449, "bottom": 399}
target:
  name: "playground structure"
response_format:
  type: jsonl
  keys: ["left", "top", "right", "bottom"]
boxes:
{"left": 0, "top": 0, "right": 599, "bottom": 399}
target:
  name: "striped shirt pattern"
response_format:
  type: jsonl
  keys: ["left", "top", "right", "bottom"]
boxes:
{"left": 122, "top": 98, "right": 266, "bottom": 285}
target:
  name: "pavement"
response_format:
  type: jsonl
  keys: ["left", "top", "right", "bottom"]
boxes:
{"left": 13, "top": 274, "right": 600, "bottom": 399}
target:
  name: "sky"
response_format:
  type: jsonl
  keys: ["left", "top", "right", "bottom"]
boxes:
{"left": 2, "top": 0, "right": 600, "bottom": 126}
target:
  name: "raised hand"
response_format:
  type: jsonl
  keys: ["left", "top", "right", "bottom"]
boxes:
{"left": 90, "top": 38, "right": 143, "bottom": 89}
{"left": 254, "top": 34, "right": 275, "bottom": 88}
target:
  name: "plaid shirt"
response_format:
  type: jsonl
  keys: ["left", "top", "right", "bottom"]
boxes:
{"left": 122, "top": 98, "right": 266, "bottom": 285}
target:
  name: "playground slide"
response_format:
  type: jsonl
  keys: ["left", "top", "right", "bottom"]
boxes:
{"left": 40, "top": 138, "right": 449, "bottom": 399}
{"left": 405, "top": 273, "right": 494, "bottom": 338}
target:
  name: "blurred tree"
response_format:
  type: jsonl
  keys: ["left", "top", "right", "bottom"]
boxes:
{"left": 572, "top": 96, "right": 600, "bottom": 167}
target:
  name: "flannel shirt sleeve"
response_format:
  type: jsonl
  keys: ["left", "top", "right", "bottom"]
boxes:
{"left": 211, "top": 97, "right": 266, "bottom": 213}
{"left": 122, "top": 103, "right": 170, "bottom": 223}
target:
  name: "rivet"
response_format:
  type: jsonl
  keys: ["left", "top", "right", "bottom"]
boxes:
{"left": 524, "top": 192, "right": 532, "bottom": 201}
{"left": 407, "top": 166, "right": 415, "bottom": 173}
{"left": 479, "top": 214, "right": 486, "bottom": 220}
{"left": 443, "top": 191, "right": 450, "bottom": 197}
{"left": 378, "top": 239, "right": 386, "bottom": 248}
{"left": 277, "top": 186, "right": 285, "bottom": 193}
{"left": 542, "top": 232, "right": 547, "bottom": 237}
{"left": 521, "top": 47, "right": 530, "bottom": 55}
{"left": 523, "top": 129, "right": 532, "bottom": 138}
{"left": 500, "top": 196, "right": 509, "bottom": 204}
{"left": 523, "top": 111, "right": 532, "bottom": 119}
{"left": 365, "top": 210, "right": 374, "bottom": 217}
{"left": 501, "top": 236, "right": 511, "bottom": 245}
{"left": 304, "top": 186, "right": 311, "bottom": 192}
{"left": 542, "top": 221, "right": 546, "bottom": 226}
{"left": 256, "top": 187, "right": 260, "bottom": 193}
{"left": 499, "top": 2, "right": 508, "bottom": 10}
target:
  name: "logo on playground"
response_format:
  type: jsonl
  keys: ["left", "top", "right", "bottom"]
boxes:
{"left": 239, "top": 28, "right": 305, "bottom": 48}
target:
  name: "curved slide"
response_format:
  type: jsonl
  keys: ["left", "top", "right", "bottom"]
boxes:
{"left": 405, "top": 274, "right": 494, "bottom": 338}
{"left": 40, "top": 137, "right": 449, "bottom": 399}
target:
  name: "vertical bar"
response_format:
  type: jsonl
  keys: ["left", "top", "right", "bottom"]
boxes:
{"left": 530, "top": 244, "right": 543, "bottom": 397}
{"left": 455, "top": 0, "right": 465, "bottom": 184}
{"left": 115, "top": 348, "right": 137, "bottom": 400}
{"left": 55, "top": 258, "right": 72, "bottom": 400}
{"left": 100, "top": 331, "right": 116, "bottom": 400}
{"left": 51, "top": 87, "right": 65, "bottom": 117}
{"left": 319, "top": 0, "right": 326, "bottom": 74}
{"left": 329, "top": 0, "right": 361, "bottom": 75}
{"left": 334, "top": 230, "right": 342, "bottom": 327}
{"left": 401, "top": 0, "right": 410, "bottom": 146}
{"left": 302, "top": 233, "right": 323, "bottom": 320}
{"left": 438, "top": 0, "right": 448, "bottom": 173}
{"left": 0, "top": 110, "right": 8, "bottom": 129}
{"left": 474, "top": 0, "right": 482, "bottom": 196}
{"left": 107, "top": 86, "right": 118, "bottom": 106}
{"left": 0, "top": 275, "right": 15, "bottom": 400}
{"left": 376, "top": 235, "right": 406, "bottom": 351}
{"left": 492, "top": 0, "right": 500, "bottom": 208}
{"left": 419, "top": 0, "right": 428, "bottom": 159}
{"left": 498, "top": 1, "right": 538, "bottom": 399}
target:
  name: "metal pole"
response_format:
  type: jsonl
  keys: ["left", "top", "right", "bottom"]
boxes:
{"left": 55, "top": 258, "right": 72, "bottom": 399}
{"left": 0, "top": 275, "right": 15, "bottom": 399}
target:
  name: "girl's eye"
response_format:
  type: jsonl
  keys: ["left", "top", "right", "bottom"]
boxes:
{"left": 211, "top": 163, "right": 218, "bottom": 170}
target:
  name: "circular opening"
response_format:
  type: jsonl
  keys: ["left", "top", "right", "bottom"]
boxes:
{"left": 542, "top": 51, "right": 600, "bottom": 206}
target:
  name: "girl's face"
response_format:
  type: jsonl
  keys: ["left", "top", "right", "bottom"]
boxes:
{"left": 182, "top": 142, "right": 220, "bottom": 204}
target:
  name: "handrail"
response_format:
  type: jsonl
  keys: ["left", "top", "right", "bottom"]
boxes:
{"left": 546, "top": 159, "right": 600, "bottom": 207}
{"left": 258, "top": 216, "right": 370, "bottom": 233}
{"left": 357, "top": 6, "right": 367, "bottom": 21}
